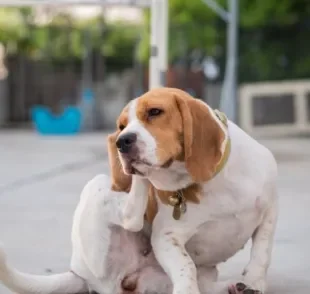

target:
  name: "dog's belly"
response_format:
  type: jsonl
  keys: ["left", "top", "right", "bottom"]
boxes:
{"left": 187, "top": 211, "right": 261, "bottom": 266}
{"left": 86, "top": 225, "right": 171, "bottom": 294}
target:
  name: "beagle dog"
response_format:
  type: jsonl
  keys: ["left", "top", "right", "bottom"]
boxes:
{"left": 0, "top": 87, "right": 277, "bottom": 294}
{"left": 0, "top": 135, "right": 221, "bottom": 294}
{"left": 0, "top": 178, "right": 171, "bottom": 294}
{"left": 112, "top": 88, "right": 278, "bottom": 294}
{"left": 0, "top": 139, "right": 233, "bottom": 294}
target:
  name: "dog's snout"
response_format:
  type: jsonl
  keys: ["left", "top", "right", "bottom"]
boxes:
{"left": 116, "top": 133, "right": 137, "bottom": 153}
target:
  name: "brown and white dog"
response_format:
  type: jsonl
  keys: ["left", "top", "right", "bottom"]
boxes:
{"left": 112, "top": 88, "right": 278, "bottom": 294}
{"left": 0, "top": 137, "right": 223, "bottom": 294}
{"left": 0, "top": 88, "right": 278, "bottom": 294}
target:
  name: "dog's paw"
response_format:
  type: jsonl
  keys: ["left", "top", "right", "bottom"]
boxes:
{"left": 122, "top": 214, "right": 144, "bottom": 232}
{"left": 123, "top": 220, "right": 143, "bottom": 232}
{"left": 228, "top": 282, "right": 263, "bottom": 294}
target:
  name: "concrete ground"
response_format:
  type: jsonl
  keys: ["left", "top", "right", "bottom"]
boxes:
{"left": 0, "top": 130, "right": 309, "bottom": 293}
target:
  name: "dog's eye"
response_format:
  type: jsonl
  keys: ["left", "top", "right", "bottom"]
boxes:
{"left": 148, "top": 108, "right": 163, "bottom": 118}
{"left": 119, "top": 124, "right": 125, "bottom": 131}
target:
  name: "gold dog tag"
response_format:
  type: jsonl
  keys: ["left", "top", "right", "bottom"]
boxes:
{"left": 180, "top": 201, "right": 187, "bottom": 214}
{"left": 168, "top": 195, "right": 180, "bottom": 206}
{"left": 171, "top": 191, "right": 187, "bottom": 220}
{"left": 173, "top": 204, "right": 181, "bottom": 220}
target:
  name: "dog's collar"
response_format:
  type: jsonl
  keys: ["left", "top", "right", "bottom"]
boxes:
{"left": 213, "top": 109, "right": 231, "bottom": 177}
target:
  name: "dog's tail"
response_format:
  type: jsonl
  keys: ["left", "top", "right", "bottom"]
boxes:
{"left": 0, "top": 244, "right": 88, "bottom": 294}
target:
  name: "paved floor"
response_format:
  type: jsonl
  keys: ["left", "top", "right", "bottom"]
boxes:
{"left": 0, "top": 130, "right": 309, "bottom": 293}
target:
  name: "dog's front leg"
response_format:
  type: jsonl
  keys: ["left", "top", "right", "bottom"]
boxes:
{"left": 122, "top": 176, "right": 149, "bottom": 232}
{"left": 151, "top": 218, "right": 200, "bottom": 294}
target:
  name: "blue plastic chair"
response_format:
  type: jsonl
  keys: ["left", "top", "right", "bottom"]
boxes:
{"left": 31, "top": 106, "right": 82, "bottom": 135}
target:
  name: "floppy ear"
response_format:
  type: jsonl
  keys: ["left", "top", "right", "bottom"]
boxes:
{"left": 176, "top": 97, "right": 225, "bottom": 183}
{"left": 108, "top": 132, "right": 158, "bottom": 223}
{"left": 145, "top": 186, "right": 158, "bottom": 225}
{"left": 107, "top": 132, "right": 132, "bottom": 192}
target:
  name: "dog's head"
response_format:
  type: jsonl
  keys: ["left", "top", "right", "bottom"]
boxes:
{"left": 109, "top": 88, "right": 228, "bottom": 188}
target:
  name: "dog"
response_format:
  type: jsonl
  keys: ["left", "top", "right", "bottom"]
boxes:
{"left": 0, "top": 87, "right": 278, "bottom": 294}
{"left": 0, "top": 135, "right": 223, "bottom": 294}
{"left": 112, "top": 87, "right": 278, "bottom": 294}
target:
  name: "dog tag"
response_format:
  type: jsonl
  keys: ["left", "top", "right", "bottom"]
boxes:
{"left": 168, "top": 195, "right": 180, "bottom": 206}
{"left": 180, "top": 201, "right": 187, "bottom": 214}
{"left": 173, "top": 204, "right": 181, "bottom": 220}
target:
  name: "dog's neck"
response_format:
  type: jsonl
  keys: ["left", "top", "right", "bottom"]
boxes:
{"left": 155, "top": 183, "right": 202, "bottom": 205}
{"left": 146, "top": 134, "right": 231, "bottom": 192}
{"left": 144, "top": 135, "right": 231, "bottom": 223}
{"left": 144, "top": 109, "right": 231, "bottom": 223}
{"left": 146, "top": 161, "right": 193, "bottom": 191}
{"left": 145, "top": 183, "right": 202, "bottom": 224}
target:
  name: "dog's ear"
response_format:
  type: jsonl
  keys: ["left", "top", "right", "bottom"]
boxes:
{"left": 175, "top": 96, "right": 225, "bottom": 183}
{"left": 107, "top": 131, "right": 132, "bottom": 192}
{"left": 145, "top": 186, "right": 158, "bottom": 225}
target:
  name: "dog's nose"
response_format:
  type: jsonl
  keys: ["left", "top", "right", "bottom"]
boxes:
{"left": 116, "top": 133, "right": 137, "bottom": 153}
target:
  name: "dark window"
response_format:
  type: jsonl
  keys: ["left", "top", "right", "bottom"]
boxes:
{"left": 252, "top": 94, "right": 295, "bottom": 126}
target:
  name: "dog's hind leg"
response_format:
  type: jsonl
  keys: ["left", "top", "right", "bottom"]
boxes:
{"left": 230, "top": 187, "right": 278, "bottom": 294}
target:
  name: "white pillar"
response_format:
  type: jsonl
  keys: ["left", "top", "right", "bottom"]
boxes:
{"left": 149, "top": 0, "right": 161, "bottom": 89}
{"left": 219, "top": 0, "right": 238, "bottom": 122}
{"left": 0, "top": 43, "right": 8, "bottom": 127}
{"left": 158, "top": 0, "right": 168, "bottom": 87}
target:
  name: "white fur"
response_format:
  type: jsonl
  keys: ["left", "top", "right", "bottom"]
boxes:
{"left": 206, "top": 104, "right": 229, "bottom": 155}
{"left": 0, "top": 246, "right": 87, "bottom": 294}
{"left": 122, "top": 176, "right": 149, "bottom": 231}
{"left": 121, "top": 98, "right": 278, "bottom": 294}
{"left": 119, "top": 99, "right": 158, "bottom": 166}
{"left": 0, "top": 99, "right": 278, "bottom": 294}
{"left": 0, "top": 175, "right": 237, "bottom": 294}
{"left": 0, "top": 175, "right": 152, "bottom": 294}
{"left": 70, "top": 175, "right": 150, "bottom": 293}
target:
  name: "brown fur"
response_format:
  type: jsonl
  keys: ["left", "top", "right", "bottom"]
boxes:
{"left": 108, "top": 133, "right": 158, "bottom": 223}
{"left": 175, "top": 96, "right": 225, "bottom": 183}
{"left": 156, "top": 183, "right": 201, "bottom": 205}
{"left": 107, "top": 127, "right": 201, "bottom": 224}
{"left": 126, "top": 88, "right": 225, "bottom": 182}
{"left": 107, "top": 132, "right": 132, "bottom": 193}
{"left": 116, "top": 105, "right": 130, "bottom": 131}
{"left": 145, "top": 186, "right": 158, "bottom": 224}
{"left": 108, "top": 88, "right": 225, "bottom": 222}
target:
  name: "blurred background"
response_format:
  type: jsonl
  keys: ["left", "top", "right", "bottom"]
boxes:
{"left": 0, "top": 0, "right": 309, "bottom": 293}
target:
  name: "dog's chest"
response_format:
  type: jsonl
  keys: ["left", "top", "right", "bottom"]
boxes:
{"left": 156, "top": 178, "right": 266, "bottom": 266}
{"left": 189, "top": 184, "right": 267, "bottom": 265}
